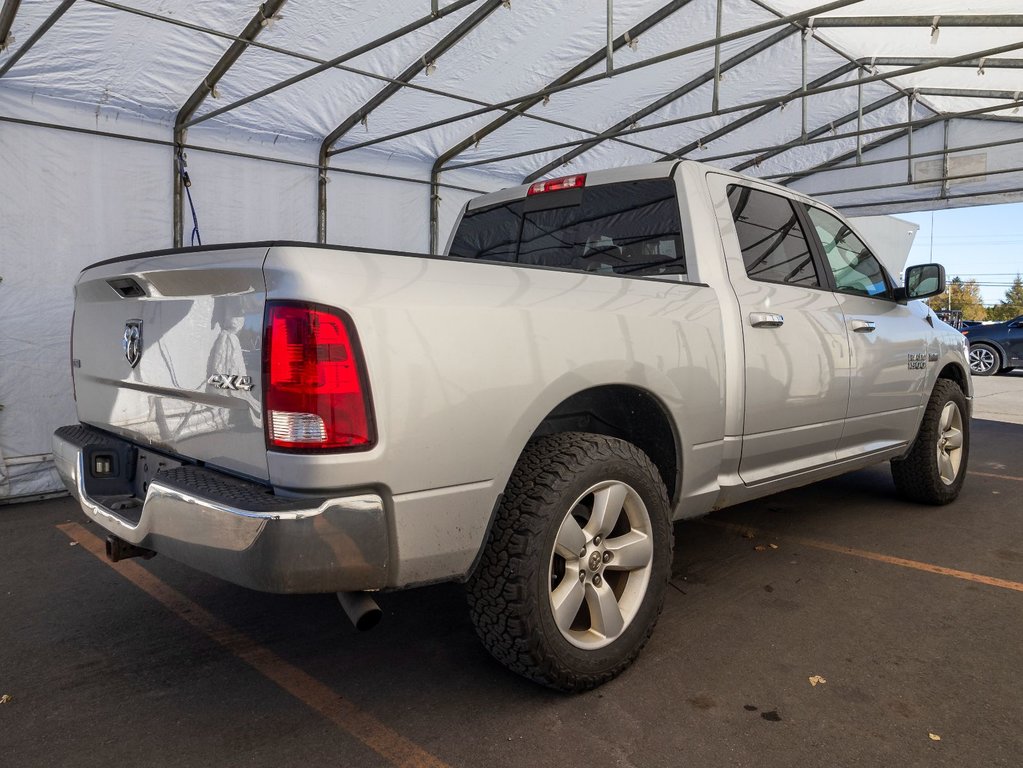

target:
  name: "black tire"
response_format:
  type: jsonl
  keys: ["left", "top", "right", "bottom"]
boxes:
{"left": 968, "top": 343, "right": 999, "bottom": 376}
{"left": 891, "top": 379, "right": 969, "bottom": 505}
{"left": 467, "top": 432, "right": 672, "bottom": 692}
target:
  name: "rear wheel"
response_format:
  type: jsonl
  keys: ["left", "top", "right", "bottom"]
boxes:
{"left": 891, "top": 379, "right": 969, "bottom": 505}
{"left": 968, "top": 343, "right": 999, "bottom": 376}
{"left": 467, "top": 432, "right": 672, "bottom": 692}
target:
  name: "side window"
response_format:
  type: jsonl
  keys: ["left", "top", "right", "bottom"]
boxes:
{"left": 726, "top": 186, "right": 820, "bottom": 287}
{"left": 806, "top": 207, "right": 891, "bottom": 299}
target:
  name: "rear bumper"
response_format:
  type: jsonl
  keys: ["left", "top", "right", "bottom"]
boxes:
{"left": 52, "top": 425, "right": 389, "bottom": 593}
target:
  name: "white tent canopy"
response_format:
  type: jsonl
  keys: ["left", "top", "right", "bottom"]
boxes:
{"left": 2, "top": 0, "right": 1021, "bottom": 498}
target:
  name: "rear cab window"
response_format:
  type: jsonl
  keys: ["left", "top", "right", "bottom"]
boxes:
{"left": 449, "top": 179, "right": 688, "bottom": 281}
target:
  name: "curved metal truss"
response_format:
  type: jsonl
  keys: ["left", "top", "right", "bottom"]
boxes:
{"left": 2, "top": 0, "right": 1022, "bottom": 248}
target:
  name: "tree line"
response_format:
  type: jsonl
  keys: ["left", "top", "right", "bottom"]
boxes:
{"left": 925, "top": 275, "right": 1023, "bottom": 322}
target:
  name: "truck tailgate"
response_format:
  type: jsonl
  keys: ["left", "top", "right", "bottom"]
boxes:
{"left": 72, "top": 245, "right": 270, "bottom": 481}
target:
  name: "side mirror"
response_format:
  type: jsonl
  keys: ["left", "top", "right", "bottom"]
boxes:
{"left": 895, "top": 263, "right": 946, "bottom": 302}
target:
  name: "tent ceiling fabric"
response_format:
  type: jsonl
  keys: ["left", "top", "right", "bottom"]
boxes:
{"left": 2, "top": 0, "right": 1022, "bottom": 218}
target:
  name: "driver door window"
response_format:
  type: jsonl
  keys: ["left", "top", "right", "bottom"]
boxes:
{"left": 807, "top": 207, "right": 891, "bottom": 299}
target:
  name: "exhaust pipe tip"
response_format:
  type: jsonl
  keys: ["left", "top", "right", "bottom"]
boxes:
{"left": 336, "top": 591, "right": 382, "bottom": 631}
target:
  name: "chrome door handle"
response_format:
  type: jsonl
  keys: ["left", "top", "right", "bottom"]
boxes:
{"left": 851, "top": 320, "right": 876, "bottom": 333}
{"left": 749, "top": 312, "right": 784, "bottom": 328}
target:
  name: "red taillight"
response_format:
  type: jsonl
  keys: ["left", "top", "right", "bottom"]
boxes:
{"left": 527, "top": 173, "right": 586, "bottom": 196}
{"left": 264, "top": 302, "right": 375, "bottom": 451}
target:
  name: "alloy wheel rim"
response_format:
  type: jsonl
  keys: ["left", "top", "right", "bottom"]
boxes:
{"left": 936, "top": 401, "right": 964, "bottom": 486}
{"left": 548, "top": 480, "right": 653, "bottom": 650}
{"left": 969, "top": 347, "right": 995, "bottom": 374}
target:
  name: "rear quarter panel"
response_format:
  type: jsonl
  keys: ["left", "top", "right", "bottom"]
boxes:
{"left": 263, "top": 246, "right": 726, "bottom": 534}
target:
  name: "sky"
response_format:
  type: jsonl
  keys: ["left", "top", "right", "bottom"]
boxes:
{"left": 900, "top": 202, "right": 1023, "bottom": 308}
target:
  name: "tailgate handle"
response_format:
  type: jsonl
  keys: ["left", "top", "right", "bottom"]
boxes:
{"left": 749, "top": 312, "right": 784, "bottom": 328}
{"left": 107, "top": 277, "right": 146, "bottom": 298}
{"left": 851, "top": 319, "right": 876, "bottom": 333}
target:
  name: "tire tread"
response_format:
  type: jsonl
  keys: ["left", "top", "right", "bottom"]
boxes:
{"left": 467, "top": 432, "right": 671, "bottom": 692}
{"left": 891, "top": 379, "right": 968, "bottom": 505}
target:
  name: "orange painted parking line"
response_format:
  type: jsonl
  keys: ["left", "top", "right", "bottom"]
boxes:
{"left": 970, "top": 471, "right": 1023, "bottom": 483}
{"left": 58, "top": 523, "right": 449, "bottom": 768}
{"left": 703, "top": 520, "right": 1023, "bottom": 594}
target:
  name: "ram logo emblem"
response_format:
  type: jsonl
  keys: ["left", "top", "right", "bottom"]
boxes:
{"left": 207, "top": 374, "right": 254, "bottom": 391}
{"left": 123, "top": 319, "right": 143, "bottom": 368}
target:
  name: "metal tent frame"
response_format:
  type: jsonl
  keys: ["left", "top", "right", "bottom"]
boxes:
{"left": 2, "top": 0, "right": 1022, "bottom": 251}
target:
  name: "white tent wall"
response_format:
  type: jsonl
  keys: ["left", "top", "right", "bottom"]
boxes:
{"left": 0, "top": 94, "right": 171, "bottom": 499}
{"left": 180, "top": 148, "right": 317, "bottom": 245}
{"left": 327, "top": 170, "right": 428, "bottom": 252}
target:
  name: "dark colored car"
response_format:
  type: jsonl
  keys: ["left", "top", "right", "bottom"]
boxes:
{"left": 962, "top": 316, "right": 1023, "bottom": 375}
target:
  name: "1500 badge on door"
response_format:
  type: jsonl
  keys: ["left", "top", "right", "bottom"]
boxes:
{"left": 908, "top": 353, "right": 928, "bottom": 370}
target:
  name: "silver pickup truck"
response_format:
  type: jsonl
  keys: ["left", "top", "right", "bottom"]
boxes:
{"left": 54, "top": 161, "right": 970, "bottom": 691}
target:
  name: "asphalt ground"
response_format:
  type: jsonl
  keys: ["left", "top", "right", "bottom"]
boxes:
{"left": 3, "top": 376, "right": 1022, "bottom": 767}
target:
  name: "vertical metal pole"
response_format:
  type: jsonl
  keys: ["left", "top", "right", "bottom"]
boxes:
{"left": 856, "top": 73, "right": 863, "bottom": 163}
{"left": 429, "top": 169, "right": 441, "bottom": 254}
{"left": 800, "top": 29, "right": 808, "bottom": 141}
{"left": 317, "top": 146, "right": 329, "bottom": 244}
{"left": 606, "top": 0, "right": 613, "bottom": 75}
{"left": 431, "top": 0, "right": 439, "bottom": 15}
{"left": 171, "top": 0, "right": 289, "bottom": 247}
{"left": 907, "top": 93, "right": 915, "bottom": 183}
{"left": 712, "top": 0, "right": 722, "bottom": 113}
{"left": 941, "top": 119, "right": 950, "bottom": 199}
{"left": 173, "top": 136, "right": 183, "bottom": 248}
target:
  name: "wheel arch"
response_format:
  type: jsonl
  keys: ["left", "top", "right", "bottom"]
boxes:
{"left": 936, "top": 360, "right": 969, "bottom": 393}
{"left": 529, "top": 384, "right": 682, "bottom": 508}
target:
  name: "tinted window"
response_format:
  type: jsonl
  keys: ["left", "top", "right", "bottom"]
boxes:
{"left": 807, "top": 207, "right": 890, "bottom": 298}
{"left": 449, "top": 179, "right": 686, "bottom": 280}
{"left": 727, "top": 186, "right": 819, "bottom": 287}
{"left": 448, "top": 200, "right": 523, "bottom": 262}
{"left": 518, "top": 180, "right": 685, "bottom": 278}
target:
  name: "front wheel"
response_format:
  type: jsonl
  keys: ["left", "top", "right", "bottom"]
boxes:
{"left": 891, "top": 379, "right": 969, "bottom": 505}
{"left": 968, "top": 343, "right": 999, "bottom": 376}
{"left": 467, "top": 432, "right": 672, "bottom": 692}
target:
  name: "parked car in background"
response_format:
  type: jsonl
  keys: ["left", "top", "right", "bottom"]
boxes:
{"left": 962, "top": 316, "right": 1023, "bottom": 375}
